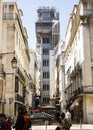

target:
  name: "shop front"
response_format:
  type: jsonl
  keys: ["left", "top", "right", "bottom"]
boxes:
{"left": 70, "top": 97, "right": 83, "bottom": 123}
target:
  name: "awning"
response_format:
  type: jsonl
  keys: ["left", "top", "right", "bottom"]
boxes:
{"left": 70, "top": 98, "right": 81, "bottom": 110}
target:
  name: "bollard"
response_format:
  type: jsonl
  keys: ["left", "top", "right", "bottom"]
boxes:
{"left": 45, "top": 120, "right": 48, "bottom": 130}
{"left": 80, "top": 118, "right": 82, "bottom": 130}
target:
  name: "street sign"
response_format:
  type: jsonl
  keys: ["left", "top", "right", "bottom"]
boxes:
{"left": 3, "top": 99, "right": 6, "bottom": 104}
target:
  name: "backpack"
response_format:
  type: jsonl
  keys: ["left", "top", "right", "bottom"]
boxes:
{"left": 23, "top": 114, "right": 31, "bottom": 130}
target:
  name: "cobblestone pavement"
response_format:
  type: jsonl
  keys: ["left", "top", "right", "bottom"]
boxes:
{"left": 30, "top": 124, "right": 93, "bottom": 130}
{"left": 12, "top": 124, "right": 93, "bottom": 130}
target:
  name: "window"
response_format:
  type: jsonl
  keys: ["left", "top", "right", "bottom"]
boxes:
{"left": 43, "top": 98, "right": 49, "bottom": 104}
{"left": 83, "top": 2, "right": 87, "bottom": 9}
{"left": 43, "top": 59, "right": 49, "bottom": 66}
{"left": 43, "top": 71, "right": 49, "bottom": 78}
{"left": 43, "top": 83, "right": 49, "bottom": 91}
{"left": 43, "top": 37, "right": 50, "bottom": 44}
{"left": 50, "top": 11, "right": 54, "bottom": 18}
{"left": 16, "top": 31, "right": 18, "bottom": 45}
{"left": 43, "top": 48, "right": 49, "bottom": 55}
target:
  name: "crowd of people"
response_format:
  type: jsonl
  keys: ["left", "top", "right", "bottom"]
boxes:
{"left": 0, "top": 113, "right": 12, "bottom": 130}
{"left": 0, "top": 107, "right": 71, "bottom": 130}
{"left": 0, "top": 106, "right": 32, "bottom": 130}
{"left": 55, "top": 109, "right": 72, "bottom": 130}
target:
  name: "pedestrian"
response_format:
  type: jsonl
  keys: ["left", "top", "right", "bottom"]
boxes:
{"left": 55, "top": 110, "right": 60, "bottom": 123}
{"left": 13, "top": 107, "right": 24, "bottom": 130}
{"left": 0, "top": 113, "right": 7, "bottom": 130}
{"left": 55, "top": 116, "right": 63, "bottom": 130}
{"left": 7, "top": 117, "right": 12, "bottom": 130}
{"left": 61, "top": 112, "right": 70, "bottom": 130}
{"left": 23, "top": 109, "right": 32, "bottom": 130}
{"left": 55, "top": 112, "right": 70, "bottom": 130}
{"left": 65, "top": 110, "right": 72, "bottom": 127}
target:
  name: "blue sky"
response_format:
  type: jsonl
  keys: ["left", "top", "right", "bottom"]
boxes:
{"left": 5, "top": 0, "right": 79, "bottom": 49}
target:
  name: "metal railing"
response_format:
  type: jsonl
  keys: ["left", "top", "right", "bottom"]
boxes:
{"left": 3, "top": 13, "right": 28, "bottom": 47}
{"left": 82, "top": 9, "right": 93, "bottom": 16}
{"left": 15, "top": 93, "right": 25, "bottom": 103}
{"left": 67, "top": 85, "right": 93, "bottom": 101}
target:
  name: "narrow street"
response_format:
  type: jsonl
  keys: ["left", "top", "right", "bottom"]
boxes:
{"left": 1, "top": 0, "right": 93, "bottom": 128}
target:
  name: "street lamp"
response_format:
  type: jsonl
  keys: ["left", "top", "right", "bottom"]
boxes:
{"left": 11, "top": 56, "right": 17, "bottom": 69}
{"left": 0, "top": 64, "right": 5, "bottom": 80}
{"left": 0, "top": 51, "right": 17, "bottom": 75}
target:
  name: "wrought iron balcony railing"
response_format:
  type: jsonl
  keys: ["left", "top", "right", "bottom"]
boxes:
{"left": 67, "top": 85, "right": 93, "bottom": 101}
{"left": 16, "top": 67, "right": 25, "bottom": 82}
{"left": 3, "top": 13, "right": 28, "bottom": 47}
{"left": 78, "top": 85, "right": 93, "bottom": 94}
{"left": 80, "top": 9, "right": 93, "bottom": 17}
{"left": 15, "top": 94, "right": 25, "bottom": 103}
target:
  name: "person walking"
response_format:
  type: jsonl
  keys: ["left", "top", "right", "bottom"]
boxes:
{"left": 23, "top": 109, "right": 32, "bottom": 130}
{"left": 0, "top": 113, "right": 7, "bottom": 130}
{"left": 61, "top": 112, "right": 70, "bottom": 130}
{"left": 13, "top": 107, "right": 24, "bottom": 130}
{"left": 55, "top": 112, "right": 70, "bottom": 130}
{"left": 65, "top": 110, "right": 72, "bottom": 128}
{"left": 55, "top": 116, "right": 63, "bottom": 130}
{"left": 55, "top": 110, "right": 60, "bottom": 123}
{"left": 6, "top": 117, "right": 12, "bottom": 130}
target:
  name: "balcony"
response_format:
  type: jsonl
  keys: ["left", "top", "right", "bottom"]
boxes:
{"left": 78, "top": 86, "right": 93, "bottom": 94}
{"left": 35, "top": 22, "right": 52, "bottom": 33}
{"left": 3, "top": 13, "right": 28, "bottom": 46}
{"left": 71, "top": 86, "right": 93, "bottom": 98}
{"left": 70, "top": 73, "right": 76, "bottom": 80}
{"left": 36, "top": 26, "right": 52, "bottom": 33}
{"left": 80, "top": 9, "right": 93, "bottom": 17}
{"left": 15, "top": 94, "right": 25, "bottom": 103}
{"left": 67, "top": 85, "right": 93, "bottom": 102}
{"left": 16, "top": 67, "right": 25, "bottom": 83}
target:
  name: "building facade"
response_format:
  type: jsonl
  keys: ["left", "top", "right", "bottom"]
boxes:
{"left": 64, "top": 0, "right": 93, "bottom": 123}
{"left": 29, "top": 49, "right": 40, "bottom": 109}
{"left": 35, "top": 7, "right": 60, "bottom": 106}
{"left": 50, "top": 40, "right": 65, "bottom": 110}
{"left": 0, "top": 1, "right": 30, "bottom": 117}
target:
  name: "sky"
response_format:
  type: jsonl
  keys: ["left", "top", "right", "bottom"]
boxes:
{"left": 4, "top": 0, "right": 79, "bottom": 49}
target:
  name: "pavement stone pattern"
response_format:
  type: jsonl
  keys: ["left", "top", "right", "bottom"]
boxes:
{"left": 30, "top": 124, "right": 93, "bottom": 130}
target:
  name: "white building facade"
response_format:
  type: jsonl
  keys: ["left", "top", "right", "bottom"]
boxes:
{"left": 64, "top": 0, "right": 93, "bottom": 123}
{"left": 51, "top": 40, "right": 65, "bottom": 110}
{"left": 29, "top": 49, "right": 40, "bottom": 109}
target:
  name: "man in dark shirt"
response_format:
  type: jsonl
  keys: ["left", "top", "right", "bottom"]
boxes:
{"left": 0, "top": 114, "right": 7, "bottom": 130}
{"left": 13, "top": 107, "right": 24, "bottom": 130}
